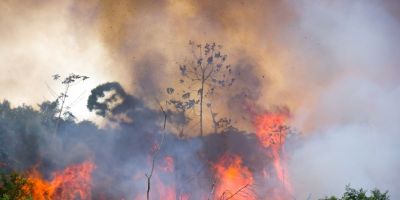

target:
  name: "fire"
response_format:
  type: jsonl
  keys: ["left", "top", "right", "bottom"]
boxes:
{"left": 254, "top": 113, "right": 292, "bottom": 198}
{"left": 27, "top": 161, "right": 95, "bottom": 200}
{"left": 254, "top": 114, "right": 288, "bottom": 149}
{"left": 153, "top": 156, "right": 177, "bottom": 200}
{"left": 134, "top": 156, "right": 180, "bottom": 200}
{"left": 212, "top": 155, "right": 255, "bottom": 200}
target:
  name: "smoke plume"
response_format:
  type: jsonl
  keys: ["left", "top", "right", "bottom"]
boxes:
{"left": 1, "top": 0, "right": 400, "bottom": 199}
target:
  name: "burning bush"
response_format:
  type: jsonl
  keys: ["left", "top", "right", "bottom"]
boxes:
{"left": 0, "top": 171, "right": 32, "bottom": 200}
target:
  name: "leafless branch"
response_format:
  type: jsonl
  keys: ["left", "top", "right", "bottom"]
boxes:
{"left": 145, "top": 101, "right": 168, "bottom": 200}
{"left": 223, "top": 183, "right": 250, "bottom": 200}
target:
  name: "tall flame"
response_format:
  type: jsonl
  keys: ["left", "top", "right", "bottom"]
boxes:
{"left": 254, "top": 113, "right": 292, "bottom": 198}
{"left": 27, "top": 161, "right": 95, "bottom": 200}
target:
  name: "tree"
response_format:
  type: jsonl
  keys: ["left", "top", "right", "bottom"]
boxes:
{"left": 208, "top": 103, "right": 235, "bottom": 133}
{"left": 145, "top": 103, "right": 167, "bottom": 200}
{"left": 320, "top": 185, "right": 390, "bottom": 200}
{"left": 165, "top": 92, "right": 193, "bottom": 137}
{"left": 166, "top": 41, "right": 235, "bottom": 136}
{"left": 52, "top": 73, "right": 89, "bottom": 133}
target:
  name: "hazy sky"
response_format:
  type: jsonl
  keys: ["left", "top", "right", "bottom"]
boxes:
{"left": 1, "top": 0, "right": 400, "bottom": 198}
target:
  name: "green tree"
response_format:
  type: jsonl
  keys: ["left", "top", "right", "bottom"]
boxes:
{"left": 321, "top": 185, "right": 389, "bottom": 200}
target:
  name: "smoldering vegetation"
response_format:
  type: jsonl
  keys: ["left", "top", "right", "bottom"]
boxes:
{"left": 0, "top": 81, "right": 286, "bottom": 199}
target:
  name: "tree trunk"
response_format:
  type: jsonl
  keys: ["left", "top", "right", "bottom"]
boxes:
{"left": 200, "top": 72, "right": 205, "bottom": 137}
{"left": 210, "top": 106, "right": 218, "bottom": 133}
{"left": 146, "top": 177, "right": 151, "bottom": 200}
{"left": 55, "top": 83, "right": 69, "bottom": 134}
{"left": 146, "top": 105, "right": 167, "bottom": 200}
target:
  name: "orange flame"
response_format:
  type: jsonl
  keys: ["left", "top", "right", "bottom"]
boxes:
{"left": 212, "top": 155, "right": 255, "bottom": 200}
{"left": 27, "top": 161, "right": 95, "bottom": 200}
{"left": 254, "top": 114, "right": 287, "bottom": 149}
{"left": 254, "top": 113, "right": 292, "bottom": 198}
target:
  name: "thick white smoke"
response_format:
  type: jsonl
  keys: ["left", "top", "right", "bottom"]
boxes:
{"left": 287, "top": 1, "right": 400, "bottom": 199}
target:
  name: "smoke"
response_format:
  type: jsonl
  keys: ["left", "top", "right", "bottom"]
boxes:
{"left": 0, "top": 0, "right": 298, "bottom": 118}
{"left": 288, "top": 77, "right": 400, "bottom": 199}
{"left": 0, "top": 0, "right": 120, "bottom": 120}
{"left": 285, "top": 1, "right": 400, "bottom": 199}
{"left": 0, "top": 83, "right": 282, "bottom": 199}
{"left": 1, "top": 0, "right": 400, "bottom": 199}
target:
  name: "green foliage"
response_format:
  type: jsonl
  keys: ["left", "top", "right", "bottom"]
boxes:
{"left": 0, "top": 172, "right": 32, "bottom": 200}
{"left": 320, "top": 185, "right": 390, "bottom": 200}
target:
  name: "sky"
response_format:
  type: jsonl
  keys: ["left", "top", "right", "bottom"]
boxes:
{"left": 1, "top": 0, "right": 400, "bottom": 199}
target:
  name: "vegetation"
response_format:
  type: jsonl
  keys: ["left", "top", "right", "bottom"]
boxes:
{"left": 0, "top": 96, "right": 393, "bottom": 199}
{"left": 52, "top": 73, "right": 89, "bottom": 133}
{"left": 0, "top": 172, "right": 32, "bottom": 200}
{"left": 321, "top": 185, "right": 389, "bottom": 200}
{"left": 0, "top": 60, "right": 392, "bottom": 199}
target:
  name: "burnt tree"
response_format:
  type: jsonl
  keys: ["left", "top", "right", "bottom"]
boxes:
{"left": 167, "top": 41, "right": 234, "bottom": 136}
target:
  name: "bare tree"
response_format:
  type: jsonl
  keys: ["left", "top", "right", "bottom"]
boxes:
{"left": 52, "top": 73, "right": 89, "bottom": 133}
{"left": 145, "top": 103, "right": 168, "bottom": 200}
{"left": 167, "top": 41, "right": 234, "bottom": 136}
